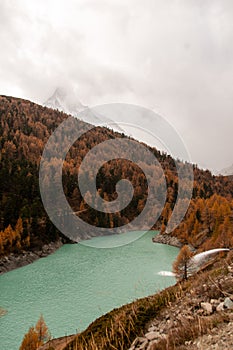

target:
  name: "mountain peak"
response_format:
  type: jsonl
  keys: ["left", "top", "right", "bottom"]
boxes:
{"left": 43, "top": 87, "right": 125, "bottom": 133}
{"left": 44, "top": 87, "right": 87, "bottom": 117}
{"left": 53, "top": 87, "right": 68, "bottom": 99}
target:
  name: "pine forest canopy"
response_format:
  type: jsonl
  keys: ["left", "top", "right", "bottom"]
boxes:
{"left": 0, "top": 95, "right": 233, "bottom": 256}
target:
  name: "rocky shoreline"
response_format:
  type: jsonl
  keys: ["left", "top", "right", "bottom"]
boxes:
{"left": 152, "top": 232, "right": 183, "bottom": 248}
{"left": 0, "top": 232, "right": 182, "bottom": 275}
{"left": 0, "top": 239, "right": 63, "bottom": 275}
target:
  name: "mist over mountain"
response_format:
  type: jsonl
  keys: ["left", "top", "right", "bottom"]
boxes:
{"left": 44, "top": 87, "right": 125, "bottom": 133}
{"left": 219, "top": 164, "right": 233, "bottom": 176}
{"left": 44, "top": 87, "right": 87, "bottom": 116}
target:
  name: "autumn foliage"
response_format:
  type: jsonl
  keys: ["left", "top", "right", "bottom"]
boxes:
{"left": 0, "top": 218, "right": 30, "bottom": 256}
{"left": 171, "top": 194, "right": 233, "bottom": 251}
{"left": 173, "top": 245, "right": 194, "bottom": 280}
{"left": 19, "top": 314, "right": 50, "bottom": 350}
{"left": 0, "top": 95, "right": 233, "bottom": 255}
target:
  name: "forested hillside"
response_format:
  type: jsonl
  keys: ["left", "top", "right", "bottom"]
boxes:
{"left": 0, "top": 95, "right": 233, "bottom": 256}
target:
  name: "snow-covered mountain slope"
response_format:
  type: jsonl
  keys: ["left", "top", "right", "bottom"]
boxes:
{"left": 44, "top": 87, "right": 124, "bottom": 132}
{"left": 44, "top": 87, "right": 87, "bottom": 116}
{"left": 219, "top": 164, "right": 233, "bottom": 176}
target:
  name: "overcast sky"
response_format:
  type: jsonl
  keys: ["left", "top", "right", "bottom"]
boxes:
{"left": 0, "top": 0, "right": 233, "bottom": 173}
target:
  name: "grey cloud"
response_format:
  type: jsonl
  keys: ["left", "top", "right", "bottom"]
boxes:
{"left": 0, "top": 0, "right": 233, "bottom": 172}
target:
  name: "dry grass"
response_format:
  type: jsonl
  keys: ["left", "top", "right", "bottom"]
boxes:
{"left": 152, "top": 313, "right": 230, "bottom": 350}
{"left": 63, "top": 285, "right": 186, "bottom": 350}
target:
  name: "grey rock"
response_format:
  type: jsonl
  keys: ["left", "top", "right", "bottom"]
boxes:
{"left": 216, "top": 302, "right": 225, "bottom": 312}
{"left": 224, "top": 297, "right": 233, "bottom": 309}
{"left": 145, "top": 331, "right": 160, "bottom": 340}
{"left": 152, "top": 233, "right": 182, "bottom": 247}
{"left": 201, "top": 302, "right": 213, "bottom": 314}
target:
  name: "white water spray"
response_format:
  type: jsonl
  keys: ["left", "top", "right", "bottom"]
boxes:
{"left": 157, "top": 271, "right": 176, "bottom": 277}
{"left": 192, "top": 248, "right": 230, "bottom": 264}
{"left": 157, "top": 248, "right": 230, "bottom": 278}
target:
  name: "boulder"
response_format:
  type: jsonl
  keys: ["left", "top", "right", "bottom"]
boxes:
{"left": 200, "top": 302, "right": 213, "bottom": 314}
{"left": 216, "top": 302, "right": 225, "bottom": 312}
{"left": 224, "top": 297, "right": 233, "bottom": 309}
{"left": 145, "top": 331, "right": 160, "bottom": 340}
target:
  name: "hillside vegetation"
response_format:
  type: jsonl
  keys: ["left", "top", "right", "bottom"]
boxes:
{"left": 0, "top": 95, "right": 233, "bottom": 256}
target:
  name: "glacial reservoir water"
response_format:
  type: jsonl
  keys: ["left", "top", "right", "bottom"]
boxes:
{"left": 0, "top": 231, "right": 178, "bottom": 350}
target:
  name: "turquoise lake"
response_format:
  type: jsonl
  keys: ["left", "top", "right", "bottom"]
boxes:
{"left": 0, "top": 231, "right": 179, "bottom": 350}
